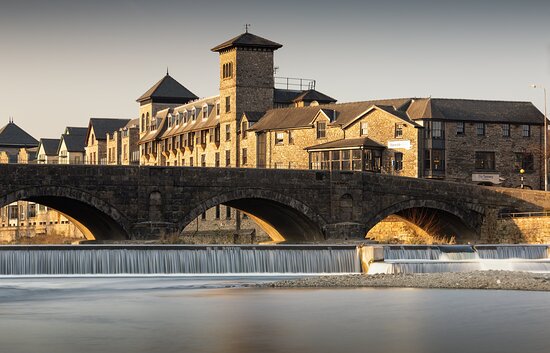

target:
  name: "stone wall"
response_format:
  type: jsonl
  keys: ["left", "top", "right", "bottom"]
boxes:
{"left": 445, "top": 121, "right": 542, "bottom": 189}
{"left": 494, "top": 216, "right": 550, "bottom": 244}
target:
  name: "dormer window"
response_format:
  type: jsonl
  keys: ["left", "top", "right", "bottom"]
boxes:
{"left": 216, "top": 102, "right": 221, "bottom": 116}
{"left": 183, "top": 111, "right": 188, "bottom": 123}
{"left": 192, "top": 108, "right": 197, "bottom": 121}
{"left": 202, "top": 106, "right": 208, "bottom": 119}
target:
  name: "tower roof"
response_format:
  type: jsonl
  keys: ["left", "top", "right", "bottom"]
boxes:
{"left": 0, "top": 121, "right": 39, "bottom": 148}
{"left": 136, "top": 74, "right": 198, "bottom": 104}
{"left": 211, "top": 32, "right": 283, "bottom": 52}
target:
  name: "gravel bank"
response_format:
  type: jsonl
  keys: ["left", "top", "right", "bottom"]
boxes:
{"left": 259, "top": 271, "right": 550, "bottom": 291}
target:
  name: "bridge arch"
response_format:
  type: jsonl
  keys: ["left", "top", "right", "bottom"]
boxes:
{"left": 178, "top": 188, "right": 327, "bottom": 243}
{"left": 366, "top": 199, "right": 483, "bottom": 243}
{"left": 0, "top": 186, "right": 131, "bottom": 241}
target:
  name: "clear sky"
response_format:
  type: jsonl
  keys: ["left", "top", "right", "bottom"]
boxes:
{"left": 1, "top": 0, "right": 549, "bottom": 139}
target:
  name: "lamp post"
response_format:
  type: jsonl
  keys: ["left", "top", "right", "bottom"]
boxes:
{"left": 520, "top": 168, "right": 525, "bottom": 189}
{"left": 531, "top": 84, "right": 548, "bottom": 191}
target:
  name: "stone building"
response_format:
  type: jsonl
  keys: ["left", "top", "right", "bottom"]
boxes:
{"left": 251, "top": 98, "right": 544, "bottom": 189}
{"left": 0, "top": 119, "right": 38, "bottom": 163}
{"left": 85, "top": 118, "right": 131, "bottom": 164}
{"left": 58, "top": 127, "right": 87, "bottom": 164}
{"left": 36, "top": 138, "right": 60, "bottom": 164}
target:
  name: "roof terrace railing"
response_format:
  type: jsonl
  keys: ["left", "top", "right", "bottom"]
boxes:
{"left": 274, "top": 77, "right": 316, "bottom": 91}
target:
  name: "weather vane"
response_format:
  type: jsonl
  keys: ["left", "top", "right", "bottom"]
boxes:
{"left": 244, "top": 24, "right": 251, "bottom": 33}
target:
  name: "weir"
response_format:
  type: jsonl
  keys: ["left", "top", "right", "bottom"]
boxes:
{"left": 0, "top": 245, "right": 361, "bottom": 275}
{"left": 369, "top": 244, "right": 550, "bottom": 274}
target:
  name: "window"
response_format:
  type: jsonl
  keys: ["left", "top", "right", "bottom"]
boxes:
{"left": 242, "top": 148, "right": 247, "bottom": 165}
{"left": 394, "top": 152, "right": 403, "bottom": 171}
{"left": 288, "top": 130, "right": 294, "bottom": 144}
{"left": 222, "top": 62, "right": 233, "bottom": 79}
{"left": 241, "top": 121, "right": 248, "bottom": 139}
{"left": 316, "top": 121, "right": 326, "bottom": 139}
{"left": 502, "top": 124, "right": 510, "bottom": 137}
{"left": 226, "top": 206, "right": 231, "bottom": 219}
{"left": 225, "top": 124, "right": 231, "bottom": 141}
{"left": 200, "top": 130, "right": 207, "bottom": 144}
{"left": 432, "top": 121, "right": 443, "bottom": 138}
{"left": 275, "top": 132, "right": 284, "bottom": 145}
{"left": 522, "top": 124, "right": 530, "bottom": 137}
{"left": 475, "top": 151, "right": 495, "bottom": 171}
{"left": 215, "top": 126, "right": 220, "bottom": 142}
{"left": 476, "top": 123, "right": 485, "bottom": 136}
{"left": 215, "top": 152, "right": 220, "bottom": 167}
{"left": 191, "top": 109, "right": 197, "bottom": 121}
{"left": 225, "top": 150, "right": 230, "bottom": 167}
{"left": 202, "top": 107, "right": 208, "bottom": 119}
{"left": 360, "top": 122, "right": 368, "bottom": 136}
{"left": 395, "top": 123, "right": 404, "bottom": 138}
{"left": 216, "top": 103, "right": 221, "bottom": 116}
{"left": 201, "top": 154, "right": 206, "bottom": 167}
{"left": 189, "top": 156, "right": 194, "bottom": 167}
{"left": 515, "top": 153, "right": 534, "bottom": 171}
{"left": 432, "top": 150, "right": 445, "bottom": 171}
{"left": 424, "top": 149, "right": 431, "bottom": 170}
{"left": 215, "top": 205, "right": 220, "bottom": 219}
{"left": 456, "top": 121, "right": 465, "bottom": 135}
{"left": 201, "top": 212, "right": 206, "bottom": 220}
{"left": 225, "top": 96, "right": 231, "bottom": 113}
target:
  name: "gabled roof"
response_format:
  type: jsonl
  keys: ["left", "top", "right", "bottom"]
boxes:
{"left": 87, "top": 118, "right": 132, "bottom": 142}
{"left": 274, "top": 89, "right": 303, "bottom": 105}
{"left": 252, "top": 97, "right": 544, "bottom": 132}
{"left": 136, "top": 74, "right": 198, "bottom": 104}
{"left": 59, "top": 134, "right": 86, "bottom": 153}
{"left": 38, "top": 138, "right": 60, "bottom": 156}
{"left": 306, "top": 137, "right": 385, "bottom": 151}
{"left": 0, "top": 122, "right": 39, "bottom": 148}
{"left": 293, "top": 89, "right": 336, "bottom": 104}
{"left": 211, "top": 32, "right": 283, "bottom": 52}
{"left": 409, "top": 98, "right": 544, "bottom": 124}
{"left": 63, "top": 126, "right": 88, "bottom": 136}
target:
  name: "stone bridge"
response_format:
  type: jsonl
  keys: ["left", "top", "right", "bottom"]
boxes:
{"left": 1, "top": 164, "right": 549, "bottom": 243}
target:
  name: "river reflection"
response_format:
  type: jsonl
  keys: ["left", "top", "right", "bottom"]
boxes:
{"left": 0, "top": 276, "right": 548, "bottom": 353}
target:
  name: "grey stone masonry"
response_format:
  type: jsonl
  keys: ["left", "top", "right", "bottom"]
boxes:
{"left": 0, "top": 164, "right": 549, "bottom": 243}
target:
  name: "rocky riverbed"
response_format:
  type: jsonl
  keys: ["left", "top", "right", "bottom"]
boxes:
{"left": 259, "top": 271, "right": 550, "bottom": 291}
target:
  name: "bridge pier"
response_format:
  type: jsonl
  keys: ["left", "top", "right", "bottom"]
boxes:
{"left": 323, "top": 222, "right": 366, "bottom": 241}
{"left": 131, "top": 222, "right": 178, "bottom": 240}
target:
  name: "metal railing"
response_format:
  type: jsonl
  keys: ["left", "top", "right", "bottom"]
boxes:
{"left": 274, "top": 77, "right": 316, "bottom": 91}
{"left": 499, "top": 211, "right": 550, "bottom": 219}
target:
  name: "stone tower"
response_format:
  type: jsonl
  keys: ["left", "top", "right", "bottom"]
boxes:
{"left": 211, "top": 31, "right": 282, "bottom": 166}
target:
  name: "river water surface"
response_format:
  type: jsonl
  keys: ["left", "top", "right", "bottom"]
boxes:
{"left": 0, "top": 276, "right": 548, "bottom": 353}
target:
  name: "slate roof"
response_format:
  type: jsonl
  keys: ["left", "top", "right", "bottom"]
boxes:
{"left": 242, "top": 111, "right": 265, "bottom": 123}
{"left": 38, "top": 138, "right": 61, "bottom": 156}
{"left": 274, "top": 89, "right": 303, "bottom": 105}
{"left": 160, "top": 97, "right": 220, "bottom": 140}
{"left": 251, "top": 98, "right": 544, "bottom": 132}
{"left": 88, "top": 118, "right": 132, "bottom": 141}
{"left": 64, "top": 127, "right": 88, "bottom": 136}
{"left": 211, "top": 32, "right": 283, "bottom": 52}
{"left": 0, "top": 122, "right": 39, "bottom": 147}
{"left": 292, "top": 89, "right": 336, "bottom": 104}
{"left": 136, "top": 74, "right": 198, "bottom": 104}
{"left": 306, "top": 137, "right": 386, "bottom": 150}
{"left": 412, "top": 98, "right": 544, "bottom": 124}
{"left": 59, "top": 134, "right": 86, "bottom": 153}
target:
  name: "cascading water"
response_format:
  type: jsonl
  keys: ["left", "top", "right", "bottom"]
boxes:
{"left": 0, "top": 245, "right": 361, "bottom": 275}
{"left": 370, "top": 245, "right": 550, "bottom": 274}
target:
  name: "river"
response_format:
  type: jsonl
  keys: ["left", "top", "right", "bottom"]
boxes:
{"left": 0, "top": 276, "right": 548, "bottom": 353}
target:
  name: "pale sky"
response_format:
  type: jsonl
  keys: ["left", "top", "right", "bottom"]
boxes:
{"left": 1, "top": 0, "right": 549, "bottom": 139}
